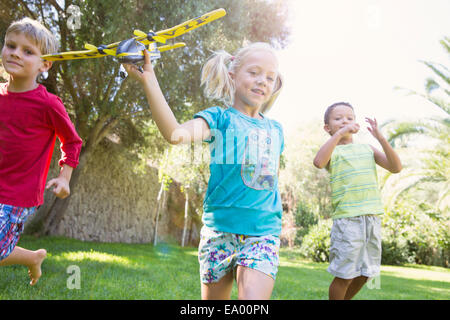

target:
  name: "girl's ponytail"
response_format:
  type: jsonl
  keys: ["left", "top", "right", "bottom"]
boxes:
{"left": 201, "top": 50, "right": 235, "bottom": 106}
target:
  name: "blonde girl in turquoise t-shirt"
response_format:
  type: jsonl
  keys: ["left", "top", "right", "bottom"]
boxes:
{"left": 124, "top": 42, "right": 284, "bottom": 300}
{"left": 313, "top": 102, "right": 402, "bottom": 300}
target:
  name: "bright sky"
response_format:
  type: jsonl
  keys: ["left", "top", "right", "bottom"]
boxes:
{"left": 269, "top": 0, "right": 450, "bottom": 137}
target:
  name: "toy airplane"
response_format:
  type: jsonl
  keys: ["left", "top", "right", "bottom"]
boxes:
{"left": 42, "top": 8, "right": 226, "bottom": 66}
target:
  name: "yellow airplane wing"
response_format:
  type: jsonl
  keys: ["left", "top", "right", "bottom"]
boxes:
{"left": 126, "top": 8, "right": 225, "bottom": 46}
{"left": 154, "top": 8, "right": 226, "bottom": 41}
{"left": 41, "top": 41, "right": 183, "bottom": 62}
{"left": 42, "top": 46, "right": 117, "bottom": 61}
{"left": 158, "top": 42, "right": 186, "bottom": 52}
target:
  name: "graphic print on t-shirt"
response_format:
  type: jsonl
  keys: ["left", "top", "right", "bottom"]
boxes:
{"left": 241, "top": 128, "right": 278, "bottom": 190}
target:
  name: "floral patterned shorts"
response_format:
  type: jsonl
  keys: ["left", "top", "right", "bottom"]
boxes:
{"left": 198, "top": 225, "right": 280, "bottom": 283}
{"left": 0, "top": 204, "right": 37, "bottom": 261}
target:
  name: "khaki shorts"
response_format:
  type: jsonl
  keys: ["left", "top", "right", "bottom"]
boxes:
{"left": 328, "top": 215, "right": 382, "bottom": 279}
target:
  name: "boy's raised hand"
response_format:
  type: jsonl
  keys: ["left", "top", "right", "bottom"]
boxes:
{"left": 122, "top": 49, "right": 154, "bottom": 84}
{"left": 365, "top": 117, "right": 383, "bottom": 140}
{"left": 337, "top": 123, "right": 360, "bottom": 137}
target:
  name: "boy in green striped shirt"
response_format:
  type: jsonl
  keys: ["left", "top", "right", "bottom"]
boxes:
{"left": 313, "top": 102, "right": 402, "bottom": 300}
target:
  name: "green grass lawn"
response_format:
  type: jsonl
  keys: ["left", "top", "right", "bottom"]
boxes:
{"left": 1, "top": 236, "right": 449, "bottom": 300}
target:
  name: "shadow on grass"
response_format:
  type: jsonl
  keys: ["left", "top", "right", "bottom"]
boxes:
{"left": 0, "top": 236, "right": 201, "bottom": 300}
{"left": 274, "top": 264, "right": 450, "bottom": 300}
{"left": 361, "top": 273, "right": 450, "bottom": 300}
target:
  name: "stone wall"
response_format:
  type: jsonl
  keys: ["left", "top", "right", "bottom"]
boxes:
{"left": 27, "top": 142, "right": 202, "bottom": 246}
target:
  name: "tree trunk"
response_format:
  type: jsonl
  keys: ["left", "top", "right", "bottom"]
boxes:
{"left": 27, "top": 148, "right": 90, "bottom": 236}
{"left": 188, "top": 217, "right": 194, "bottom": 246}
{"left": 153, "top": 179, "right": 165, "bottom": 246}
{"left": 181, "top": 190, "right": 189, "bottom": 247}
{"left": 281, "top": 187, "right": 297, "bottom": 248}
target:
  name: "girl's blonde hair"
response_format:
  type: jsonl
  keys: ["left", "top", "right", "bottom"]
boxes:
{"left": 201, "top": 42, "right": 283, "bottom": 114}
{"left": 6, "top": 17, "right": 58, "bottom": 55}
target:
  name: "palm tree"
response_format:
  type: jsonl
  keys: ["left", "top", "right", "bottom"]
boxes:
{"left": 381, "top": 37, "right": 449, "bottom": 211}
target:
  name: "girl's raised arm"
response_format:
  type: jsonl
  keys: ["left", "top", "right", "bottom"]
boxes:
{"left": 124, "top": 50, "right": 211, "bottom": 144}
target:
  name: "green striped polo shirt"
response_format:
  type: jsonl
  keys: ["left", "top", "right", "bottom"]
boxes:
{"left": 329, "top": 143, "right": 384, "bottom": 219}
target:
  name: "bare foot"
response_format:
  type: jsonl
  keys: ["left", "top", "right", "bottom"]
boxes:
{"left": 28, "top": 249, "right": 47, "bottom": 286}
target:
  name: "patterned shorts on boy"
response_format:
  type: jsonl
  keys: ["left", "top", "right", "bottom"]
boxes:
{"left": 328, "top": 214, "right": 382, "bottom": 279}
{"left": 0, "top": 204, "right": 37, "bottom": 261}
{"left": 198, "top": 225, "right": 280, "bottom": 283}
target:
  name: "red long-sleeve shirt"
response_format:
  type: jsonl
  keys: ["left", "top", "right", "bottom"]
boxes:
{"left": 0, "top": 83, "right": 82, "bottom": 207}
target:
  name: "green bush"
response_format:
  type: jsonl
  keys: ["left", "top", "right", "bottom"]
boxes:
{"left": 295, "top": 198, "right": 449, "bottom": 267}
{"left": 381, "top": 238, "right": 414, "bottom": 265}
{"left": 299, "top": 219, "right": 332, "bottom": 263}
{"left": 381, "top": 200, "right": 449, "bottom": 267}
{"left": 294, "top": 201, "right": 319, "bottom": 246}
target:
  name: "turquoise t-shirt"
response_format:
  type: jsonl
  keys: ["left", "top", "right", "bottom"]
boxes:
{"left": 194, "top": 106, "right": 284, "bottom": 236}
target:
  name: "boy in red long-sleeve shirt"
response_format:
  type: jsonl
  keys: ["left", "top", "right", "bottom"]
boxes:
{"left": 0, "top": 18, "right": 82, "bottom": 285}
